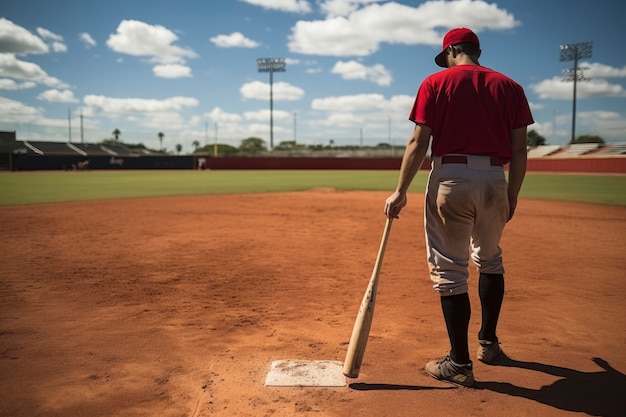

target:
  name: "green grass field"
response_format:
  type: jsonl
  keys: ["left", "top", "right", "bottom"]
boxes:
{"left": 0, "top": 170, "right": 624, "bottom": 206}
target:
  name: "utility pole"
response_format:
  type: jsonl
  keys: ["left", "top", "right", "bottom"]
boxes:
{"left": 214, "top": 122, "right": 218, "bottom": 158}
{"left": 560, "top": 41, "right": 593, "bottom": 144}
{"left": 67, "top": 109, "right": 72, "bottom": 143}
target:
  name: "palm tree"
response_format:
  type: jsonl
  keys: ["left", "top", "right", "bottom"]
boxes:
{"left": 112, "top": 128, "right": 121, "bottom": 141}
{"left": 192, "top": 140, "right": 200, "bottom": 152}
{"left": 158, "top": 132, "right": 164, "bottom": 151}
{"left": 175, "top": 144, "right": 182, "bottom": 155}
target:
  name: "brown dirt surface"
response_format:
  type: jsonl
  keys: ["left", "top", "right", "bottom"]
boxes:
{"left": 1, "top": 191, "right": 625, "bottom": 417}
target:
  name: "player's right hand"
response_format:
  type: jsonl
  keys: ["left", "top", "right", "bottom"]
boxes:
{"left": 384, "top": 191, "right": 407, "bottom": 219}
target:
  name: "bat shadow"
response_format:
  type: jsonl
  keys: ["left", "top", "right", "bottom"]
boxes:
{"left": 474, "top": 356, "right": 625, "bottom": 417}
{"left": 349, "top": 383, "right": 454, "bottom": 391}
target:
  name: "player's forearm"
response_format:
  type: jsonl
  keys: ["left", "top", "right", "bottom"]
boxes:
{"left": 507, "top": 127, "right": 528, "bottom": 208}
{"left": 396, "top": 125, "right": 430, "bottom": 194}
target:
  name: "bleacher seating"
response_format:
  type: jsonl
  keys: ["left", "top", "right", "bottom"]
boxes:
{"left": 71, "top": 143, "right": 114, "bottom": 156}
{"left": 600, "top": 142, "right": 626, "bottom": 155}
{"left": 24, "top": 141, "right": 81, "bottom": 155}
{"left": 527, "top": 145, "right": 561, "bottom": 158}
{"left": 100, "top": 142, "right": 139, "bottom": 156}
{"left": 561, "top": 143, "right": 600, "bottom": 156}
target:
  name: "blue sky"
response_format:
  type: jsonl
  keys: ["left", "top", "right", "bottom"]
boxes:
{"left": 1, "top": 0, "right": 625, "bottom": 152}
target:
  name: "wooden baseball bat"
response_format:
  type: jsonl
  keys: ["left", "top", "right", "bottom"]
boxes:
{"left": 343, "top": 217, "right": 393, "bottom": 378}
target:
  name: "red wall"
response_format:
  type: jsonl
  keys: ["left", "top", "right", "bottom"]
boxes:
{"left": 205, "top": 157, "right": 402, "bottom": 170}
{"left": 525, "top": 158, "right": 626, "bottom": 173}
{"left": 202, "top": 157, "right": 626, "bottom": 174}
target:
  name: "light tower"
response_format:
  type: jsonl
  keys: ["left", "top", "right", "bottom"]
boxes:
{"left": 257, "top": 58, "right": 286, "bottom": 151}
{"left": 559, "top": 41, "right": 592, "bottom": 144}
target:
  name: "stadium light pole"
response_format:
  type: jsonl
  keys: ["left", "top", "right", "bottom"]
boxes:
{"left": 257, "top": 58, "right": 286, "bottom": 151}
{"left": 559, "top": 41, "right": 592, "bottom": 144}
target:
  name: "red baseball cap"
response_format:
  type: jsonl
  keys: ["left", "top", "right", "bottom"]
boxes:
{"left": 435, "top": 28, "right": 480, "bottom": 68}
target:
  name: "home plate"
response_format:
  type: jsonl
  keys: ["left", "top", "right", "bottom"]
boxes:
{"left": 264, "top": 360, "right": 346, "bottom": 387}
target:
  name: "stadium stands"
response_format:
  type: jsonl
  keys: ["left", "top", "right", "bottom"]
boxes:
{"left": 24, "top": 141, "right": 81, "bottom": 155}
{"left": 100, "top": 142, "right": 139, "bottom": 156}
{"left": 71, "top": 143, "right": 114, "bottom": 156}
{"left": 600, "top": 142, "right": 626, "bottom": 155}
{"left": 559, "top": 143, "right": 601, "bottom": 156}
{"left": 527, "top": 145, "right": 561, "bottom": 158}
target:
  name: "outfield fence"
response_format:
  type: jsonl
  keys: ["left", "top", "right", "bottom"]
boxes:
{"left": 7, "top": 153, "right": 626, "bottom": 173}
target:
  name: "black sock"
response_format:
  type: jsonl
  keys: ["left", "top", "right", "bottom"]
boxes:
{"left": 478, "top": 273, "right": 505, "bottom": 343}
{"left": 440, "top": 293, "right": 471, "bottom": 364}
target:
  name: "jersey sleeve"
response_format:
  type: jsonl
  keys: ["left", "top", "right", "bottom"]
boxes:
{"left": 408, "top": 79, "right": 435, "bottom": 127}
{"left": 512, "top": 86, "right": 535, "bottom": 129}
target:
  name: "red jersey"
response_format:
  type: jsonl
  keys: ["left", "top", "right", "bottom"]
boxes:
{"left": 409, "top": 65, "right": 534, "bottom": 163}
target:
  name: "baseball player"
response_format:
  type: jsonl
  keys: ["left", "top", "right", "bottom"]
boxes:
{"left": 384, "top": 28, "right": 534, "bottom": 387}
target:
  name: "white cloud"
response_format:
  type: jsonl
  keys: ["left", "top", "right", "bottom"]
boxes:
{"left": 312, "top": 93, "right": 388, "bottom": 111}
{"left": 37, "top": 28, "right": 67, "bottom": 53}
{"left": 0, "top": 96, "right": 74, "bottom": 131}
{"left": 316, "top": 112, "right": 365, "bottom": 127}
{"left": 206, "top": 107, "right": 243, "bottom": 123}
{"left": 36, "top": 27, "right": 63, "bottom": 42}
{"left": 310, "top": 93, "right": 414, "bottom": 133}
{"left": 240, "top": 80, "right": 305, "bottom": 101}
{"left": 240, "top": 0, "right": 312, "bottom": 13}
{"left": 210, "top": 32, "right": 260, "bottom": 48}
{"left": 244, "top": 109, "right": 292, "bottom": 121}
{"left": 576, "top": 111, "right": 626, "bottom": 141}
{"left": 579, "top": 110, "right": 622, "bottom": 122}
{"left": 37, "top": 89, "right": 78, "bottom": 103}
{"left": 320, "top": 0, "right": 382, "bottom": 17}
{"left": 531, "top": 76, "right": 626, "bottom": 100}
{"left": 153, "top": 64, "right": 192, "bottom": 78}
{"left": 128, "top": 111, "right": 188, "bottom": 131}
{"left": 79, "top": 32, "right": 97, "bottom": 48}
{"left": 288, "top": 0, "right": 519, "bottom": 56}
{"left": 0, "top": 18, "right": 49, "bottom": 55}
{"left": 0, "top": 96, "right": 42, "bottom": 122}
{"left": 0, "top": 78, "right": 36, "bottom": 90}
{"left": 79, "top": 95, "right": 199, "bottom": 132}
{"left": 83, "top": 95, "right": 198, "bottom": 116}
{"left": 0, "top": 53, "right": 68, "bottom": 88}
{"left": 583, "top": 62, "right": 626, "bottom": 78}
{"left": 331, "top": 60, "right": 392, "bottom": 86}
{"left": 106, "top": 20, "right": 197, "bottom": 65}
{"left": 51, "top": 42, "right": 67, "bottom": 53}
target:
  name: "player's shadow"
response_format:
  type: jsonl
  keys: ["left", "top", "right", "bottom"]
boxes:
{"left": 476, "top": 356, "right": 625, "bottom": 417}
{"left": 349, "top": 383, "right": 454, "bottom": 391}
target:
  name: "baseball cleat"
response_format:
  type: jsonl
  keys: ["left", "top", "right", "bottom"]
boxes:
{"left": 425, "top": 356, "right": 474, "bottom": 387}
{"left": 477, "top": 340, "right": 502, "bottom": 363}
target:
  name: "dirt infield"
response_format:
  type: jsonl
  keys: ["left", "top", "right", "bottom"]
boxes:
{"left": 1, "top": 190, "right": 625, "bottom": 417}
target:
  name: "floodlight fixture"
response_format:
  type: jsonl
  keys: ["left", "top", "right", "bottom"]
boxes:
{"left": 559, "top": 41, "right": 593, "bottom": 144}
{"left": 257, "top": 58, "right": 286, "bottom": 151}
{"left": 559, "top": 41, "right": 593, "bottom": 62}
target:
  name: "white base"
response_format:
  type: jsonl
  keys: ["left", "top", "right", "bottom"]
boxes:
{"left": 264, "top": 360, "right": 347, "bottom": 387}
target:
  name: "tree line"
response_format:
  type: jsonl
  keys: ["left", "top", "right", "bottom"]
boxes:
{"left": 105, "top": 128, "right": 606, "bottom": 156}
{"left": 527, "top": 130, "right": 605, "bottom": 147}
